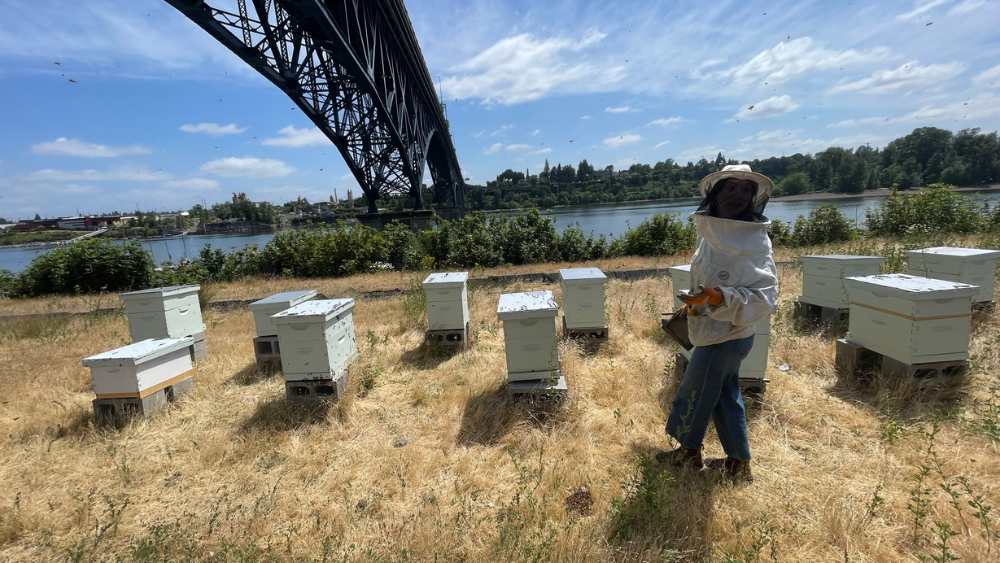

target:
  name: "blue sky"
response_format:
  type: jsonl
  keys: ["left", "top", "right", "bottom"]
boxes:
{"left": 1, "top": 0, "right": 999, "bottom": 220}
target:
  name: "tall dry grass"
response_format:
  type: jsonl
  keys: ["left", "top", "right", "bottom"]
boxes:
{"left": 0, "top": 248, "right": 998, "bottom": 562}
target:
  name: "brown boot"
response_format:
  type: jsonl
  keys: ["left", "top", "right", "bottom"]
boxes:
{"left": 706, "top": 457, "right": 753, "bottom": 484}
{"left": 654, "top": 447, "right": 703, "bottom": 469}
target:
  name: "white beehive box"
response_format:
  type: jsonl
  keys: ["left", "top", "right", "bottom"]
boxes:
{"left": 422, "top": 272, "right": 469, "bottom": 330}
{"left": 669, "top": 264, "right": 692, "bottom": 310}
{"left": 799, "top": 255, "right": 884, "bottom": 309}
{"left": 119, "top": 285, "right": 205, "bottom": 341}
{"left": 272, "top": 299, "right": 357, "bottom": 381}
{"left": 906, "top": 247, "right": 1000, "bottom": 303}
{"left": 83, "top": 337, "right": 194, "bottom": 398}
{"left": 248, "top": 290, "right": 317, "bottom": 337}
{"left": 497, "top": 291, "right": 560, "bottom": 381}
{"left": 560, "top": 268, "right": 607, "bottom": 328}
{"left": 844, "top": 274, "right": 978, "bottom": 364}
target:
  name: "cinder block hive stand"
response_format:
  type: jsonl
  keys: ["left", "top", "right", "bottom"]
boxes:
{"left": 497, "top": 291, "right": 566, "bottom": 401}
{"left": 272, "top": 298, "right": 358, "bottom": 407}
{"left": 666, "top": 264, "right": 772, "bottom": 394}
{"left": 559, "top": 267, "right": 609, "bottom": 342}
{"left": 905, "top": 246, "right": 1000, "bottom": 308}
{"left": 247, "top": 290, "right": 317, "bottom": 368}
{"left": 82, "top": 336, "right": 196, "bottom": 420}
{"left": 118, "top": 284, "right": 207, "bottom": 361}
{"left": 422, "top": 272, "right": 470, "bottom": 348}
{"left": 794, "top": 254, "right": 884, "bottom": 327}
{"left": 837, "top": 273, "right": 979, "bottom": 379}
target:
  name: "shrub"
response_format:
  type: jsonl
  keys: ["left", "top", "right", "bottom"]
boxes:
{"left": 555, "top": 225, "right": 610, "bottom": 262}
{"left": 16, "top": 239, "right": 155, "bottom": 296}
{"left": 496, "top": 210, "right": 559, "bottom": 265}
{"left": 448, "top": 212, "right": 505, "bottom": 268}
{"left": 790, "top": 204, "right": 855, "bottom": 246}
{"left": 383, "top": 222, "right": 422, "bottom": 271}
{"left": 866, "top": 185, "right": 985, "bottom": 237}
{"left": 619, "top": 213, "right": 696, "bottom": 257}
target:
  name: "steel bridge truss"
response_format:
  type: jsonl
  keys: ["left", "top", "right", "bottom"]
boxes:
{"left": 166, "top": 0, "right": 464, "bottom": 213}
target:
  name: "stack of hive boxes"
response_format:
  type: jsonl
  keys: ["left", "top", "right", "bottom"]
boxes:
{"left": 119, "top": 285, "right": 207, "bottom": 361}
{"left": 497, "top": 291, "right": 566, "bottom": 397}
{"left": 559, "top": 267, "right": 608, "bottom": 340}
{"left": 83, "top": 336, "right": 196, "bottom": 419}
{"left": 272, "top": 299, "right": 358, "bottom": 405}
{"left": 423, "top": 272, "right": 470, "bottom": 347}
{"left": 796, "top": 255, "right": 884, "bottom": 322}
{"left": 668, "top": 264, "right": 771, "bottom": 392}
{"left": 905, "top": 247, "right": 1000, "bottom": 307}
{"left": 248, "top": 290, "right": 317, "bottom": 367}
{"left": 840, "top": 273, "right": 978, "bottom": 378}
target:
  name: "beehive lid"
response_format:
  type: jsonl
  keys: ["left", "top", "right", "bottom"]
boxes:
{"left": 119, "top": 284, "right": 200, "bottom": 301}
{"left": 271, "top": 298, "right": 354, "bottom": 324}
{"left": 559, "top": 267, "right": 607, "bottom": 285}
{"left": 799, "top": 255, "right": 885, "bottom": 264}
{"left": 668, "top": 264, "right": 691, "bottom": 273}
{"left": 497, "top": 291, "right": 559, "bottom": 320}
{"left": 422, "top": 272, "right": 468, "bottom": 288}
{"left": 82, "top": 336, "right": 193, "bottom": 367}
{"left": 844, "top": 273, "right": 980, "bottom": 299}
{"left": 904, "top": 247, "right": 1000, "bottom": 260}
{"left": 248, "top": 290, "right": 317, "bottom": 311}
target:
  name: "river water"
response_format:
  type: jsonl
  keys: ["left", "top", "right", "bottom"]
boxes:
{"left": 5, "top": 191, "right": 1000, "bottom": 273}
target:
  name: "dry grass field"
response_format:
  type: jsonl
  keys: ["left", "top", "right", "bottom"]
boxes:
{"left": 1, "top": 247, "right": 999, "bottom": 562}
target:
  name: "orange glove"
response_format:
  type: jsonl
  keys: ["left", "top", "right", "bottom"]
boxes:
{"left": 678, "top": 286, "right": 724, "bottom": 307}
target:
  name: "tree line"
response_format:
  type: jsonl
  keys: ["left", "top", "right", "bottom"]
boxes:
{"left": 465, "top": 126, "right": 1000, "bottom": 210}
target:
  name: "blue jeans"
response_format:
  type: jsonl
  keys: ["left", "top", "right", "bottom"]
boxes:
{"left": 665, "top": 334, "right": 755, "bottom": 460}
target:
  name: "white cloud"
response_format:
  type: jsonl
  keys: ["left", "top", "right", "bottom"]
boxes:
{"left": 950, "top": 0, "right": 986, "bottom": 15}
{"left": 490, "top": 124, "right": 515, "bottom": 136}
{"left": 261, "top": 126, "right": 330, "bottom": 147}
{"left": 505, "top": 144, "right": 530, "bottom": 151}
{"left": 733, "top": 95, "right": 800, "bottom": 120}
{"left": 162, "top": 178, "right": 220, "bottom": 191}
{"left": 830, "top": 61, "right": 965, "bottom": 94}
{"left": 529, "top": 148, "right": 552, "bottom": 155}
{"left": 483, "top": 143, "right": 503, "bottom": 155}
{"left": 756, "top": 129, "right": 801, "bottom": 141}
{"left": 581, "top": 115, "right": 592, "bottom": 120}
{"left": 26, "top": 167, "right": 168, "bottom": 182}
{"left": 973, "top": 63, "right": 1000, "bottom": 86}
{"left": 31, "top": 137, "right": 151, "bottom": 157}
{"left": 647, "top": 117, "right": 688, "bottom": 127}
{"left": 677, "top": 145, "right": 720, "bottom": 162}
{"left": 441, "top": 30, "right": 625, "bottom": 104}
{"left": 603, "top": 133, "right": 642, "bottom": 147}
{"left": 887, "top": 92, "right": 1000, "bottom": 123}
{"left": 653, "top": 140, "right": 671, "bottom": 149}
{"left": 199, "top": 157, "right": 295, "bottom": 177}
{"left": 710, "top": 37, "right": 889, "bottom": 87}
{"left": 896, "top": 0, "right": 952, "bottom": 20}
{"left": 604, "top": 106, "right": 634, "bottom": 113}
{"left": 179, "top": 123, "right": 246, "bottom": 136}
{"left": 532, "top": 129, "right": 541, "bottom": 136}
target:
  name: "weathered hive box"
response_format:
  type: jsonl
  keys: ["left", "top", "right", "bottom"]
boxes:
{"left": 497, "top": 291, "right": 560, "bottom": 381}
{"left": 671, "top": 263, "right": 771, "bottom": 371}
{"left": 799, "top": 255, "right": 884, "bottom": 309}
{"left": 119, "top": 285, "right": 205, "bottom": 341}
{"left": 905, "top": 247, "right": 1000, "bottom": 304}
{"left": 82, "top": 337, "right": 195, "bottom": 399}
{"left": 249, "top": 290, "right": 317, "bottom": 337}
{"left": 272, "top": 299, "right": 357, "bottom": 381}
{"left": 422, "top": 272, "right": 469, "bottom": 330}
{"left": 559, "top": 268, "right": 607, "bottom": 328}
{"left": 844, "top": 274, "right": 978, "bottom": 364}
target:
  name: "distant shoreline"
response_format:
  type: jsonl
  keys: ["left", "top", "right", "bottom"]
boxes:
{"left": 770, "top": 184, "right": 1000, "bottom": 202}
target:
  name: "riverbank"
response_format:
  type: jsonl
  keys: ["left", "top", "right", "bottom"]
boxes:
{"left": 772, "top": 183, "right": 1000, "bottom": 202}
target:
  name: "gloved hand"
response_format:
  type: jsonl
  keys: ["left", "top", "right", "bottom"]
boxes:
{"left": 678, "top": 286, "right": 723, "bottom": 307}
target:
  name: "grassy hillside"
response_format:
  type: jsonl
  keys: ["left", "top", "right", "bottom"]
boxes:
{"left": 0, "top": 246, "right": 998, "bottom": 562}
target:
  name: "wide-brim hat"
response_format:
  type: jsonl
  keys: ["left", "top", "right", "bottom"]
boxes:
{"left": 698, "top": 164, "right": 774, "bottom": 204}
